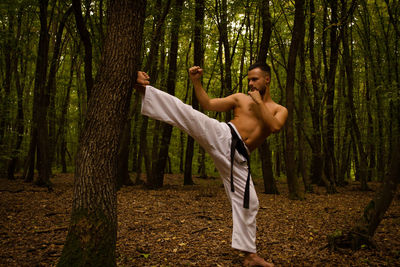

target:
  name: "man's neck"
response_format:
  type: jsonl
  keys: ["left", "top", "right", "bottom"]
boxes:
{"left": 262, "top": 86, "right": 272, "bottom": 102}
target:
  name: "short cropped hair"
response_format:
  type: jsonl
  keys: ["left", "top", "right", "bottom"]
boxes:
{"left": 248, "top": 62, "right": 271, "bottom": 77}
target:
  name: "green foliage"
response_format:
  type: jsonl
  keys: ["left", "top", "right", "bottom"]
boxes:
{"left": 0, "top": 0, "right": 398, "bottom": 189}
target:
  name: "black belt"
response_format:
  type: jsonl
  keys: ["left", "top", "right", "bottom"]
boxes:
{"left": 228, "top": 123, "right": 251, "bottom": 209}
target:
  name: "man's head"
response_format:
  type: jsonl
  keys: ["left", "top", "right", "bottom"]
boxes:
{"left": 247, "top": 62, "right": 271, "bottom": 97}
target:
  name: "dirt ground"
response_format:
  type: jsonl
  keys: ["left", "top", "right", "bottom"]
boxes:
{"left": 0, "top": 173, "right": 399, "bottom": 266}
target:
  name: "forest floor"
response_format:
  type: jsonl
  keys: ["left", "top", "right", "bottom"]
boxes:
{"left": 0, "top": 173, "right": 399, "bottom": 266}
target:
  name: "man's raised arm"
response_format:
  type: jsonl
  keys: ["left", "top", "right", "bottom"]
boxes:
{"left": 189, "top": 66, "right": 236, "bottom": 112}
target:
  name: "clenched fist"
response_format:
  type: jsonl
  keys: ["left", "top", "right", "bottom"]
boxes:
{"left": 189, "top": 66, "right": 203, "bottom": 82}
{"left": 248, "top": 90, "right": 262, "bottom": 104}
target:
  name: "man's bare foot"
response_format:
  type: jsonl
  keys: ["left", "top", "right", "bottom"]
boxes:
{"left": 134, "top": 71, "right": 150, "bottom": 93}
{"left": 243, "top": 253, "right": 274, "bottom": 267}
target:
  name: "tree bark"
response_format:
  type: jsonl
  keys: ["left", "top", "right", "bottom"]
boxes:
{"left": 58, "top": 1, "right": 146, "bottom": 265}
{"left": 285, "top": 0, "right": 305, "bottom": 200}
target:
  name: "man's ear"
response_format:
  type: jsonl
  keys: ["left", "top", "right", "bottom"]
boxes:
{"left": 265, "top": 74, "right": 271, "bottom": 84}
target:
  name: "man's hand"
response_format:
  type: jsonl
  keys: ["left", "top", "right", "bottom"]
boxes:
{"left": 248, "top": 90, "right": 262, "bottom": 104}
{"left": 134, "top": 71, "right": 150, "bottom": 93}
{"left": 189, "top": 66, "right": 203, "bottom": 82}
{"left": 137, "top": 71, "right": 150, "bottom": 85}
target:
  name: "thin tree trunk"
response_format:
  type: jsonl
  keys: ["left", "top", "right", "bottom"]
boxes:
{"left": 341, "top": 0, "right": 369, "bottom": 190}
{"left": 308, "top": 0, "right": 324, "bottom": 186}
{"left": 256, "top": 0, "right": 277, "bottom": 194}
{"left": 257, "top": 0, "right": 272, "bottom": 64}
{"left": 47, "top": 6, "right": 73, "bottom": 174}
{"left": 72, "top": 0, "right": 93, "bottom": 100}
{"left": 27, "top": 0, "right": 51, "bottom": 188}
{"left": 217, "top": 0, "right": 233, "bottom": 121}
{"left": 135, "top": 0, "right": 170, "bottom": 186}
{"left": 298, "top": 28, "right": 311, "bottom": 192}
{"left": 116, "top": 116, "right": 134, "bottom": 189}
{"left": 153, "top": 0, "right": 185, "bottom": 188}
{"left": 285, "top": 0, "right": 305, "bottom": 200}
{"left": 130, "top": 93, "right": 140, "bottom": 174}
{"left": 260, "top": 140, "right": 278, "bottom": 194}
{"left": 7, "top": 8, "right": 23, "bottom": 180}
{"left": 184, "top": 0, "right": 204, "bottom": 185}
{"left": 0, "top": 9, "right": 16, "bottom": 162}
{"left": 59, "top": 50, "right": 77, "bottom": 173}
{"left": 324, "top": 0, "right": 339, "bottom": 192}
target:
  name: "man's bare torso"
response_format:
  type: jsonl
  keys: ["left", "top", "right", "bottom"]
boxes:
{"left": 229, "top": 93, "right": 281, "bottom": 152}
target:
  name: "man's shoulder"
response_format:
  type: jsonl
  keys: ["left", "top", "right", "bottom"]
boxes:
{"left": 227, "top": 92, "right": 248, "bottom": 103}
{"left": 232, "top": 92, "right": 247, "bottom": 97}
{"left": 266, "top": 101, "right": 288, "bottom": 114}
{"left": 232, "top": 92, "right": 249, "bottom": 101}
{"left": 275, "top": 102, "right": 287, "bottom": 110}
{"left": 275, "top": 103, "right": 288, "bottom": 117}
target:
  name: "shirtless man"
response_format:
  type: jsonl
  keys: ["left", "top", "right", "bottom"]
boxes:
{"left": 135, "top": 62, "right": 287, "bottom": 266}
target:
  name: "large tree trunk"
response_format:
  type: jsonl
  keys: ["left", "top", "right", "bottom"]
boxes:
{"left": 58, "top": 1, "right": 146, "bottom": 265}
{"left": 153, "top": 0, "right": 185, "bottom": 188}
{"left": 184, "top": 0, "right": 204, "bottom": 185}
{"left": 285, "top": 0, "right": 305, "bottom": 200}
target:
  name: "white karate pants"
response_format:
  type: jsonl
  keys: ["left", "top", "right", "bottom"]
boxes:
{"left": 141, "top": 86, "right": 259, "bottom": 253}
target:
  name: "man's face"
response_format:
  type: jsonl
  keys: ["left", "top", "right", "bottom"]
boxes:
{"left": 247, "top": 68, "right": 270, "bottom": 97}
